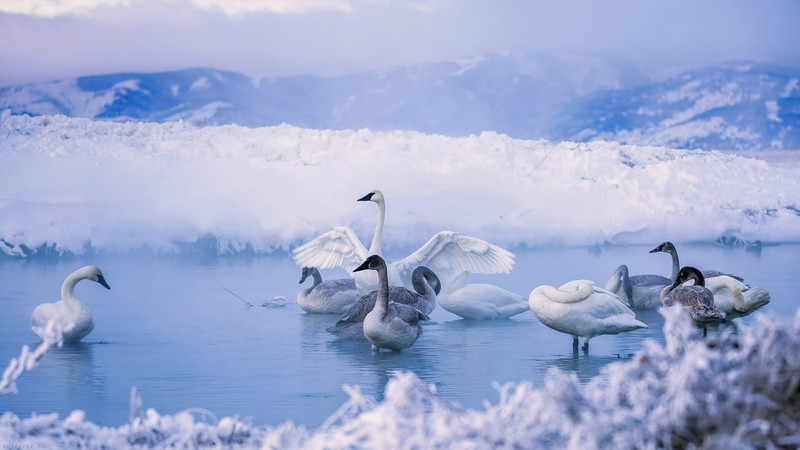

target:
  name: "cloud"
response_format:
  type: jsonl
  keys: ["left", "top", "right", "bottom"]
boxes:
{"left": 0, "top": 0, "right": 132, "bottom": 17}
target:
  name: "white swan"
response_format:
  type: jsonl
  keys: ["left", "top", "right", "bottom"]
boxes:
{"left": 650, "top": 241, "right": 744, "bottom": 282}
{"left": 529, "top": 279, "right": 646, "bottom": 352}
{"left": 660, "top": 266, "right": 724, "bottom": 334}
{"left": 353, "top": 255, "right": 429, "bottom": 352}
{"left": 30, "top": 265, "right": 111, "bottom": 343}
{"left": 697, "top": 274, "right": 770, "bottom": 319}
{"left": 327, "top": 265, "right": 439, "bottom": 340}
{"left": 292, "top": 189, "right": 515, "bottom": 295}
{"left": 297, "top": 267, "right": 361, "bottom": 314}
{"left": 438, "top": 273, "right": 529, "bottom": 319}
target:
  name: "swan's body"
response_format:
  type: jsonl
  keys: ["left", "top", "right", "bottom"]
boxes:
{"left": 604, "top": 264, "right": 670, "bottom": 310}
{"left": 438, "top": 274, "right": 528, "bottom": 319}
{"left": 352, "top": 255, "right": 429, "bottom": 352}
{"left": 30, "top": 266, "right": 111, "bottom": 343}
{"left": 660, "top": 267, "right": 724, "bottom": 332}
{"left": 292, "top": 190, "right": 514, "bottom": 295}
{"left": 297, "top": 267, "right": 361, "bottom": 314}
{"left": 327, "top": 265, "right": 438, "bottom": 340}
{"left": 529, "top": 279, "right": 646, "bottom": 352}
{"left": 700, "top": 275, "right": 770, "bottom": 319}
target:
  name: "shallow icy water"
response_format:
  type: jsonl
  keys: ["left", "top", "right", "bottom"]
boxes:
{"left": 0, "top": 244, "right": 797, "bottom": 428}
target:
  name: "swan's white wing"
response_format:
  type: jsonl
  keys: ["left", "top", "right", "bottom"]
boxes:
{"left": 292, "top": 227, "right": 369, "bottom": 272}
{"left": 394, "top": 231, "right": 515, "bottom": 288}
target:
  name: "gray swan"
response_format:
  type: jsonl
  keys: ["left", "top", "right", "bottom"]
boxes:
{"left": 660, "top": 266, "right": 724, "bottom": 335}
{"left": 351, "top": 255, "right": 431, "bottom": 352}
{"left": 297, "top": 267, "right": 361, "bottom": 314}
{"left": 326, "top": 263, "right": 439, "bottom": 341}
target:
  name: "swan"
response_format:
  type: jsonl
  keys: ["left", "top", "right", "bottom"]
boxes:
{"left": 352, "top": 255, "right": 429, "bottom": 352}
{"left": 696, "top": 274, "right": 770, "bottom": 319}
{"left": 660, "top": 266, "right": 724, "bottom": 334}
{"left": 437, "top": 273, "right": 529, "bottom": 320}
{"left": 529, "top": 279, "right": 646, "bottom": 352}
{"left": 603, "top": 264, "right": 670, "bottom": 310}
{"left": 297, "top": 267, "right": 361, "bottom": 314}
{"left": 292, "top": 189, "right": 514, "bottom": 295}
{"left": 30, "top": 265, "right": 111, "bottom": 343}
{"left": 327, "top": 264, "right": 439, "bottom": 340}
{"left": 650, "top": 241, "right": 744, "bottom": 282}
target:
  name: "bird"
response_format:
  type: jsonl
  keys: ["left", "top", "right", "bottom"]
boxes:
{"left": 660, "top": 266, "right": 724, "bottom": 335}
{"left": 30, "top": 265, "right": 111, "bottom": 343}
{"left": 603, "top": 264, "right": 670, "bottom": 310}
{"left": 292, "top": 189, "right": 514, "bottom": 295}
{"left": 649, "top": 241, "right": 744, "bottom": 282}
{"left": 437, "top": 273, "right": 529, "bottom": 319}
{"left": 529, "top": 279, "right": 646, "bottom": 353}
{"left": 351, "top": 255, "right": 429, "bottom": 352}
{"left": 297, "top": 266, "right": 361, "bottom": 314}
{"left": 327, "top": 264, "right": 439, "bottom": 341}
{"left": 700, "top": 274, "right": 770, "bottom": 319}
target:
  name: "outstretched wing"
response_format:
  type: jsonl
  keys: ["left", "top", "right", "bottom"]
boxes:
{"left": 292, "top": 226, "right": 369, "bottom": 272}
{"left": 393, "top": 231, "right": 515, "bottom": 289}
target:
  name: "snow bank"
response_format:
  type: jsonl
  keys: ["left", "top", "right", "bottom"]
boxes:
{"left": 1, "top": 308, "right": 798, "bottom": 448}
{"left": 1, "top": 111, "right": 799, "bottom": 257}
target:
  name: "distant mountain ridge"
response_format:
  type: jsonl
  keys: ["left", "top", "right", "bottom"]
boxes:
{"left": 1, "top": 53, "right": 798, "bottom": 150}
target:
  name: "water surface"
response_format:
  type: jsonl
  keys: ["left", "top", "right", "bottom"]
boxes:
{"left": 1, "top": 244, "right": 796, "bottom": 427}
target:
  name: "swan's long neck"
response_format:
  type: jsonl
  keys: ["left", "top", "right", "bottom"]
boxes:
{"left": 61, "top": 271, "right": 86, "bottom": 310}
{"left": 309, "top": 268, "right": 322, "bottom": 287}
{"left": 373, "top": 264, "right": 390, "bottom": 318}
{"left": 368, "top": 199, "right": 385, "bottom": 255}
{"left": 668, "top": 250, "right": 680, "bottom": 280}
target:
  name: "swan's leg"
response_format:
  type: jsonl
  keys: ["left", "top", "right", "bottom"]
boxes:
{"left": 702, "top": 326, "right": 708, "bottom": 337}
{"left": 572, "top": 336, "right": 579, "bottom": 351}
{"left": 581, "top": 339, "right": 589, "bottom": 353}
{"left": 371, "top": 344, "right": 379, "bottom": 352}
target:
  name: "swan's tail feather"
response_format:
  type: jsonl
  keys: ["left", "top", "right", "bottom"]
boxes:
{"left": 738, "top": 287, "right": 771, "bottom": 314}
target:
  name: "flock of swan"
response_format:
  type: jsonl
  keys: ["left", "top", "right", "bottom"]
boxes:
{"left": 29, "top": 189, "right": 771, "bottom": 354}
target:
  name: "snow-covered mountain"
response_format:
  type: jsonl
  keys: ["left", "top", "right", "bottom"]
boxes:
{"left": 556, "top": 61, "right": 800, "bottom": 150}
{"left": 1, "top": 55, "right": 799, "bottom": 149}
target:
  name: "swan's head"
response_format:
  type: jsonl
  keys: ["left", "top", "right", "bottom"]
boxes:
{"left": 84, "top": 265, "right": 111, "bottom": 290}
{"left": 672, "top": 266, "right": 705, "bottom": 289}
{"left": 412, "top": 266, "right": 442, "bottom": 295}
{"left": 649, "top": 241, "right": 676, "bottom": 255}
{"left": 353, "top": 254, "right": 386, "bottom": 272}
{"left": 299, "top": 267, "right": 313, "bottom": 284}
{"left": 357, "top": 190, "right": 384, "bottom": 205}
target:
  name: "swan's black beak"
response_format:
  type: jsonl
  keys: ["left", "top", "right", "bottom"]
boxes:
{"left": 649, "top": 245, "right": 662, "bottom": 253}
{"left": 98, "top": 274, "right": 111, "bottom": 290}
{"left": 353, "top": 260, "right": 370, "bottom": 272}
{"left": 357, "top": 192, "right": 375, "bottom": 202}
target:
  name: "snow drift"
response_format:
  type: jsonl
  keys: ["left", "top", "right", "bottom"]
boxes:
{"left": 1, "top": 111, "right": 799, "bottom": 258}
{"left": 1, "top": 308, "right": 798, "bottom": 448}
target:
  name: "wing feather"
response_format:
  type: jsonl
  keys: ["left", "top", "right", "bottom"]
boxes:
{"left": 292, "top": 227, "right": 369, "bottom": 272}
{"left": 394, "top": 231, "right": 515, "bottom": 288}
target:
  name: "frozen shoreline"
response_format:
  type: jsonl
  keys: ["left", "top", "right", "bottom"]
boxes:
{"left": 2, "top": 111, "right": 800, "bottom": 259}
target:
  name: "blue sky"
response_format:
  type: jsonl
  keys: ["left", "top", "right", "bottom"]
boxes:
{"left": 1, "top": 0, "right": 798, "bottom": 86}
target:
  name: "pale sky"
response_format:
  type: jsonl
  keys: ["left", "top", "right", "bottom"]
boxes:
{"left": 0, "top": 0, "right": 798, "bottom": 86}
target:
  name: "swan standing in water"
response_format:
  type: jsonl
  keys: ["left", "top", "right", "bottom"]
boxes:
{"left": 297, "top": 267, "right": 361, "bottom": 314}
{"left": 327, "top": 265, "right": 439, "bottom": 340}
{"left": 30, "top": 266, "right": 111, "bottom": 343}
{"left": 352, "top": 255, "right": 429, "bottom": 352}
{"left": 292, "top": 189, "right": 514, "bottom": 295}
{"left": 660, "top": 266, "right": 724, "bottom": 335}
{"left": 529, "top": 279, "right": 646, "bottom": 352}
